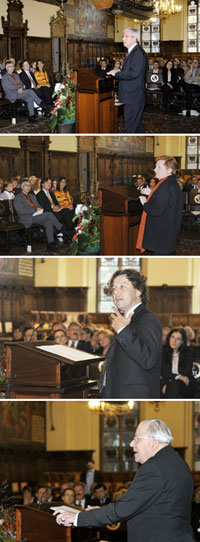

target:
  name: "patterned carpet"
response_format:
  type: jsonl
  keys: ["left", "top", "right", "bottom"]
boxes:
{"left": 0, "top": 108, "right": 199, "bottom": 134}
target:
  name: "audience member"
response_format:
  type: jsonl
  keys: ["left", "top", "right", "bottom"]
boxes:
{"left": 54, "top": 177, "right": 74, "bottom": 210}
{"left": 80, "top": 459, "right": 103, "bottom": 494}
{"left": 0, "top": 180, "right": 15, "bottom": 200}
{"left": 161, "top": 327, "right": 195, "bottom": 398}
{"left": 61, "top": 487, "right": 76, "bottom": 505}
{"left": 53, "top": 328, "right": 68, "bottom": 345}
{"left": 23, "top": 325, "right": 37, "bottom": 342}
{"left": 35, "top": 486, "right": 53, "bottom": 504}
{"left": 161, "top": 59, "right": 180, "bottom": 113}
{"left": 12, "top": 326, "right": 23, "bottom": 342}
{"left": 90, "top": 483, "right": 111, "bottom": 506}
{"left": 23, "top": 485, "right": 35, "bottom": 505}
{"left": 37, "top": 178, "right": 74, "bottom": 241}
{"left": 34, "top": 59, "right": 53, "bottom": 105}
{"left": 74, "top": 482, "right": 91, "bottom": 509}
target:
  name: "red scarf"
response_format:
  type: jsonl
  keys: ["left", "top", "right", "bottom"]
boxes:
{"left": 136, "top": 176, "right": 168, "bottom": 253}
{"left": 26, "top": 194, "right": 36, "bottom": 209}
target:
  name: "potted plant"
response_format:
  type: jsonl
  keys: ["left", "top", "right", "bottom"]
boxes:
{"left": 68, "top": 195, "right": 100, "bottom": 255}
{"left": 50, "top": 76, "right": 76, "bottom": 133}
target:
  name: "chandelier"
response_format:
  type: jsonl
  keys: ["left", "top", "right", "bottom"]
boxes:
{"left": 88, "top": 400, "right": 135, "bottom": 416}
{"left": 153, "top": 0, "right": 182, "bottom": 20}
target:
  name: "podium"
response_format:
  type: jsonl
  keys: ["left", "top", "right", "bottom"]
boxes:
{"left": 99, "top": 186, "right": 143, "bottom": 255}
{"left": 5, "top": 341, "right": 104, "bottom": 398}
{"left": 16, "top": 503, "right": 98, "bottom": 542}
{"left": 74, "top": 68, "right": 114, "bottom": 133}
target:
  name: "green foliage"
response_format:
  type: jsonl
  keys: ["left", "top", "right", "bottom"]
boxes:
{"left": 50, "top": 78, "right": 76, "bottom": 133}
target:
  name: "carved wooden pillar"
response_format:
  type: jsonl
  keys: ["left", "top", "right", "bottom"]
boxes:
{"left": 50, "top": 8, "right": 68, "bottom": 78}
{"left": 1, "top": 0, "right": 28, "bottom": 60}
{"left": 19, "top": 136, "right": 50, "bottom": 178}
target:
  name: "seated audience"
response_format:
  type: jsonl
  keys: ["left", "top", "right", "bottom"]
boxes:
{"left": 37, "top": 178, "right": 74, "bottom": 241}
{"left": 89, "top": 331, "right": 103, "bottom": 355}
{"left": 181, "top": 58, "right": 200, "bottom": 116}
{"left": 34, "top": 59, "right": 53, "bottom": 105}
{"left": 90, "top": 483, "right": 111, "bottom": 506}
{"left": 23, "top": 485, "right": 35, "bottom": 505}
{"left": 135, "top": 175, "right": 151, "bottom": 197}
{"left": 35, "top": 486, "right": 53, "bottom": 504}
{"left": 54, "top": 177, "right": 74, "bottom": 210}
{"left": 61, "top": 487, "right": 76, "bottom": 505}
{"left": 0, "top": 180, "right": 15, "bottom": 200}
{"left": 67, "top": 321, "right": 86, "bottom": 350}
{"left": 161, "top": 60, "right": 181, "bottom": 113}
{"left": 1, "top": 60, "right": 48, "bottom": 123}
{"left": 53, "top": 328, "right": 68, "bottom": 345}
{"left": 19, "top": 60, "right": 50, "bottom": 115}
{"left": 96, "top": 59, "right": 111, "bottom": 76}
{"left": 23, "top": 325, "right": 37, "bottom": 342}
{"left": 14, "top": 178, "right": 63, "bottom": 250}
{"left": 47, "top": 321, "right": 67, "bottom": 340}
{"left": 97, "top": 329, "right": 114, "bottom": 356}
{"left": 12, "top": 325, "right": 23, "bottom": 341}
{"left": 74, "top": 482, "right": 91, "bottom": 509}
{"left": 161, "top": 327, "right": 195, "bottom": 398}
{"left": 148, "top": 177, "right": 157, "bottom": 190}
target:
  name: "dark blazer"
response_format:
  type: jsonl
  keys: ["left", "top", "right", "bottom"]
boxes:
{"left": 20, "top": 69, "right": 38, "bottom": 89}
{"left": 143, "top": 174, "right": 183, "bottom": 254}
{"left": 115, "top": 44, "right": 147, "bottom": 105}
{"left": 161, "top": 346, "right": 193, "bottom": 386}
{"left": 80, "top": 470, "right": 103, "bottom": 485}
{"left": 104, "top": 303, "right": 162, "bottom": 399}
{"left": 77, "top": 445, "right": 194, "bottom": 542}
{"left": 37, "top": 189, "right": 58, "bottom": 211}
{"left": 162, "top": 67, "right": 180, "bottom": 88}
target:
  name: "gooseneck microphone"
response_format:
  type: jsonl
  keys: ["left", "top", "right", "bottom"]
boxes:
{"left": 28, "top": 322, "right": 45, "bottom": 342}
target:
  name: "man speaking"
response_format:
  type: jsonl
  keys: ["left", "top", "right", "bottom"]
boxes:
{"left": 99, "top": 268, "right": 162, "bottom": 399}
{"left": 107, "top": 28, "right": 147, "bottom": 133}
{"left": 54, "top": 418, "right": 195, "bottom": 542}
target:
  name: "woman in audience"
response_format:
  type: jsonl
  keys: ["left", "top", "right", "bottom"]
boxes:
{"left": 97, "top": 329, "right": 114, "bottom": 356}
{"left": 61, "top": 487, "right": 76, "bottom": 505}
{"left": 54, "top": 177, "right": 74, "bottom": 210}
{"left": 161, "top": 327, "right": 195, "bottom": 398}
{"left": 0, "top": 180, "right": 15, "bottom": 200}
{"left": 34, "top": 59, "right": 53, "bottom": 105}
{"left": 161, "top": 59, "right": 180, "bottom": 113}
{"left": 148, "top": 177, "right": 157, "bottom": 190}
{"left": 23, "top": 485, "right": 35, "bottom": 505}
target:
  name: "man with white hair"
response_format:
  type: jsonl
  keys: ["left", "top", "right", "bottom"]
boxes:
{"left": 107, "top": 28, "right": 147, "bottom": 133}
{"left": 54, "top": 419, "right": 194, "bottom": 542}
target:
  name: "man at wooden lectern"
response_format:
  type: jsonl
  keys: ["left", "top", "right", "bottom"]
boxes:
{"left": 98, "top": 268, "right": 162, "bottom": 399}
{"left": 107, "top": 28, "right": 147, "bottom": 133}
{"left": 54, "top": 418, "right": 195, "bottom": 542}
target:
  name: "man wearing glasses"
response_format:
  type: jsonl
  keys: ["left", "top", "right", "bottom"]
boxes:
{"left": 54, "top": 419, "right": 194, "bottom": 542}
{"left": 107, "top": 28, "right": 147, "bottom": 133}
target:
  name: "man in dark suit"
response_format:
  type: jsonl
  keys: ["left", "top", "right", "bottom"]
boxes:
{"left": 99, "top": 268, "right": 162, "bottom": 399}
{"left": 80, "top": 459, "right": 103, "bottom": 494}
{"left": 107, "top": 28, "right": 147, "bottom": 133}
{"left": 54, "top": 418, "right": 194, "bottom": 542}
{"left": 137, "top": 155, "right": 183, "bottom": 255}
{"left": 37, "top": 178, "right": 74, "bottom": 239}
{"left": 20, "top": 60, "right": 52, "bottom": 108}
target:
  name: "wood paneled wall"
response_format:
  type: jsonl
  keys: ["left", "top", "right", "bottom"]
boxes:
{"left": 98, "top": 153, "right": 154, "bottom": 187}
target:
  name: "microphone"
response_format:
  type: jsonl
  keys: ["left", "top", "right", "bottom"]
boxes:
{"left": 28, "top": 322, "right": 45, "bottom": 342}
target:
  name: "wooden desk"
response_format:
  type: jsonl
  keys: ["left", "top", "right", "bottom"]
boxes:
{"left": 5, "top": 341, "right": 104, "bottom": 398}
{"left": 99, "top": 186, "right": 142, "bottom": 255}
{"left": 74, "top": 68, "right": 114, "bottom": 133}
{"left": 16, "top": 503, "right": 98, "bottom": 542}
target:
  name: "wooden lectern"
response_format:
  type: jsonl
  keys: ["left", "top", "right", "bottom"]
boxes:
{"left": 5, "top": 341, "right": 104, "bottom": 398}
{"left": 99, "top": 186, "right": 143, "bottom": 255}
{"left": 16, "top": 503, "right": 99, "bottom": 542}
{"left": 74, "top": 68, "right": 114, "bottom": 133}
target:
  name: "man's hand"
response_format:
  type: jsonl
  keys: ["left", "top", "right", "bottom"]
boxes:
{"left": 52, "top": 204, "right": 61, "bottom": 212}
{"left": 107, "top": 69, "right": 119, "bottom": 76}
{"left": 110, "top": 306, "right": 131, "bottom": 332}
{"left": 36, "top": 207, "right": 43, "bottom": 211}
{"left": 53, "top": 510, "right": 77, "bottom": 526}
{"left": 17, "top": 88, "right": 23, "bottom": 93}
{"left": 178, "top": 375, "right": 189, "bottom": 386}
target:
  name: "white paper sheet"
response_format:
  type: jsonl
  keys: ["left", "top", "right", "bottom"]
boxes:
{"left": 36, "top": 344, "right": 101, "bottom": 362}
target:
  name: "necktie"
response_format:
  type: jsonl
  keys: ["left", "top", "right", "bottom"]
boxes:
{"left": 27, "top": 71, "right": 37, "bottom": 88}
{"left": 10, "top": 74, "right": 19, "bottom": 85}
{"left": 26, "top": 194, "right": 36, "bottom": 209}
{"left": 71, "top": 341, "right": 75, "bottom": 348}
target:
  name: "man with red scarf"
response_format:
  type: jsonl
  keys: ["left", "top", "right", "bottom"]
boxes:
{"left": 137, "top": 156, "right": 183, "bottom": 255}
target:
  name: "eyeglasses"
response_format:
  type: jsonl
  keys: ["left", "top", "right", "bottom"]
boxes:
{"left": 132, "top": 435, "right": 156, "bottom": 442}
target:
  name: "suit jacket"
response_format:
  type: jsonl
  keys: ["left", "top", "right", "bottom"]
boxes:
{"left": 80, "top": 469, "right": 103, "bottom": 484}
{"left": 104, "top": 303, "right": 162, "bottom": 399}
{"left": 37, "top": 189, "right": 58, "bottom": 211}
{"left": 13, "top": 192, "right": 42, "bottom": 227}
{"left": 184, "top": 68, "right": 200, "bottom": 85}
{"left": 115, "top": 44, "right": 147, "bottom": 105}
{"left": 161, "top": 346, "right": 193, "bottom": 386}
{"left": 1, "top": 72, "right": 24, "bottom": 102}
{"left": 77, "top": 445, "right": 194, "bottom": 542}
{"left": 143, "top": 174, "right": 183, "bottom": 254}
{"left": 20, "top": 69, "right": 38, "bottom": 89}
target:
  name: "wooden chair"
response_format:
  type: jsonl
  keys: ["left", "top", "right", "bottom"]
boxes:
{"left": 0, "top": 200, "right": 46, "bottom": 253}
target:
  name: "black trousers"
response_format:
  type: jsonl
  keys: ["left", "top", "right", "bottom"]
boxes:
{"left": 124, "top": 101, "right": 145, "bottom": 133}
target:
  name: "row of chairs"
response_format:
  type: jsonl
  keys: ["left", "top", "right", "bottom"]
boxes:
{"left": 0, "top": 199, "right": 46, "bottom": 253}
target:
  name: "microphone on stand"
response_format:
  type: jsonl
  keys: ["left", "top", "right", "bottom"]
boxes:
{"left": 28, "top": 322, "right": 45, "bottom": 342}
